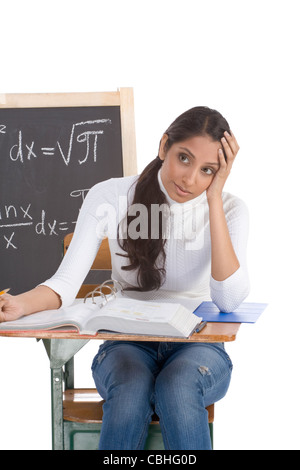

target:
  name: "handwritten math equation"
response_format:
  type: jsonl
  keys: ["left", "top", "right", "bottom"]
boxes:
{"left": 0, "top": 189, "right": 89, "bottom": 250}
{"left": 0, "top": 118, "right": 112, "bottom": 165}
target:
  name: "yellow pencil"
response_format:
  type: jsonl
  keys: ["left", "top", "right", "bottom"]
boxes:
{"left": 0, "top": 288, "right": 10, "bottom": 296}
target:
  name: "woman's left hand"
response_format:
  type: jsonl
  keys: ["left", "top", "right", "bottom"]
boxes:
{"left": 206, "top": 131, "right": 240, "bottom": 202}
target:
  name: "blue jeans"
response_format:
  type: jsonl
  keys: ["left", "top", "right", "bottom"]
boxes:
{"left": 91, "top": 340, "right": 233, "bottom": 450}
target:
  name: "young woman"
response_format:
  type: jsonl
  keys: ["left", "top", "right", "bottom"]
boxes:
{"left": 0, "top": 106, "right": 249, "bottom": 450}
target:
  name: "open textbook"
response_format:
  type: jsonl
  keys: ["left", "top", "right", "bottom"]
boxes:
{"left": 0, "top": 295, "right": 202, "bottom": 338}
{"left": 0, "top": 280, "right": 266, "bottom": 337}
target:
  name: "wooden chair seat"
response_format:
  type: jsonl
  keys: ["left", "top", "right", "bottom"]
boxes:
{"left": 63, "top": 388, "right": 214, "bottom": 425}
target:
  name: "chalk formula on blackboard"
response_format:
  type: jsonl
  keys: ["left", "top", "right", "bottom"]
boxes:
{"left": 0, "top": 187, "right": 87, "bottom": 249}
{"left": 7, "top": 118, "right": 112, "bottom": 166}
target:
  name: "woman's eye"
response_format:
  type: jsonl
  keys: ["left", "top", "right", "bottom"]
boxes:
{"left": 202, "top": 167, "right": 214, "bottom": 175}
{"left": 179, "top": 154, "right": 189, "bottom": 163}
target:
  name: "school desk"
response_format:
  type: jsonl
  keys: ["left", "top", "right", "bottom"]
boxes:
{"left": 0, "top": 323, "right": 240, "bottom": 450}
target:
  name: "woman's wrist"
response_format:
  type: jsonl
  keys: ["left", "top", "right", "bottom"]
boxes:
{"left": 16, "top": 286, "right": 61, "bottom": 316}
{"left": 207, "top": 193, "right": 223, "bottom": 207}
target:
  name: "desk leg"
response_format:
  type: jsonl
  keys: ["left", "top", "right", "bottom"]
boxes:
{"left": 42, "top": 338, "right": 90, "bottom": 450}
{"left": 51, "top": 367, "right": 64, "bottom": 450}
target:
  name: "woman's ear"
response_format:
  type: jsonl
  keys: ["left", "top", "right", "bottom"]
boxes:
{"left": 158, "top": 134, "right": 169, "bottom": 161}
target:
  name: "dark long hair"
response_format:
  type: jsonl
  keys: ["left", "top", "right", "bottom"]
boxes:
{"left": 117, "top": 106, "right": 231, "bottom": 291}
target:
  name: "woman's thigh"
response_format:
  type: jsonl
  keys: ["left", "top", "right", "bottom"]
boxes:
{"left": 155, "top": 342, "right": 233, "bottom": 408}
{"left": 91, "top": 341, "right": 160, "bottom": 403}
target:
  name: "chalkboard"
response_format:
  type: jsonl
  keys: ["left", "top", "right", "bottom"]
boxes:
{"left": 0, "top": 90, "right": 137, "bottom": 294}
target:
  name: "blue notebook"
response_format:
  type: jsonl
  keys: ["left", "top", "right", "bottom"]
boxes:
{"left": 193, "top": 302, "right": 267, "bottom": 323}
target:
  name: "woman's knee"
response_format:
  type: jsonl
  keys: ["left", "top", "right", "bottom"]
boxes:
{"left": 92, "top": 342, "right": 156, "bottom": 401}
{"left": 154, "top": 360, "right": 200, "bottom": 415}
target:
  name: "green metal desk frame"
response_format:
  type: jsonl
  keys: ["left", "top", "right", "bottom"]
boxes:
{"left": 42, "top": 337, "right": 89, "bottom": 450}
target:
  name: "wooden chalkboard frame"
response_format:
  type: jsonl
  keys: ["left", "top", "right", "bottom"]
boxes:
{"left": 0, "top": 87, "right": 137, "bottom": 176}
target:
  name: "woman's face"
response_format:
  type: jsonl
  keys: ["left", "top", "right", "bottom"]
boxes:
{"left": 159, "top": 134, "right": 221, "bottom": 202}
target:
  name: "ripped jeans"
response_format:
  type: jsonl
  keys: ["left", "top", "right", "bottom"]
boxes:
{"left": 91, "top": 340, "right": 233, "bottom": 450}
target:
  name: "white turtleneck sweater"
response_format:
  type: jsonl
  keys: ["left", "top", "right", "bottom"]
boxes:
{"left": 41, "top": 171, "right": 250, "bottom": 313}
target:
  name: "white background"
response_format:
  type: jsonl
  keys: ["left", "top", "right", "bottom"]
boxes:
{"left": 0, "top": 0, "right": 299, "bottom": 450}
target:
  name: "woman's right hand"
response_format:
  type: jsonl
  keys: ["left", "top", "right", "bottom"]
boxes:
{"left": 0, "top": 294, "right": 25, "bottom": 323}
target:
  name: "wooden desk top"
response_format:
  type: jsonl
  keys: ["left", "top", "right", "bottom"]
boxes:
{"left": 0, "top": 322, "right": 240, "bottom": 343}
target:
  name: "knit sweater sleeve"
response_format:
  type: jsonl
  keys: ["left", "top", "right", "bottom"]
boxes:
{"left": 209, "top": 196, "right": 250, "bottom": 312}
{"left": 39, "top": 179, "right": 116, "bottom": 307}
